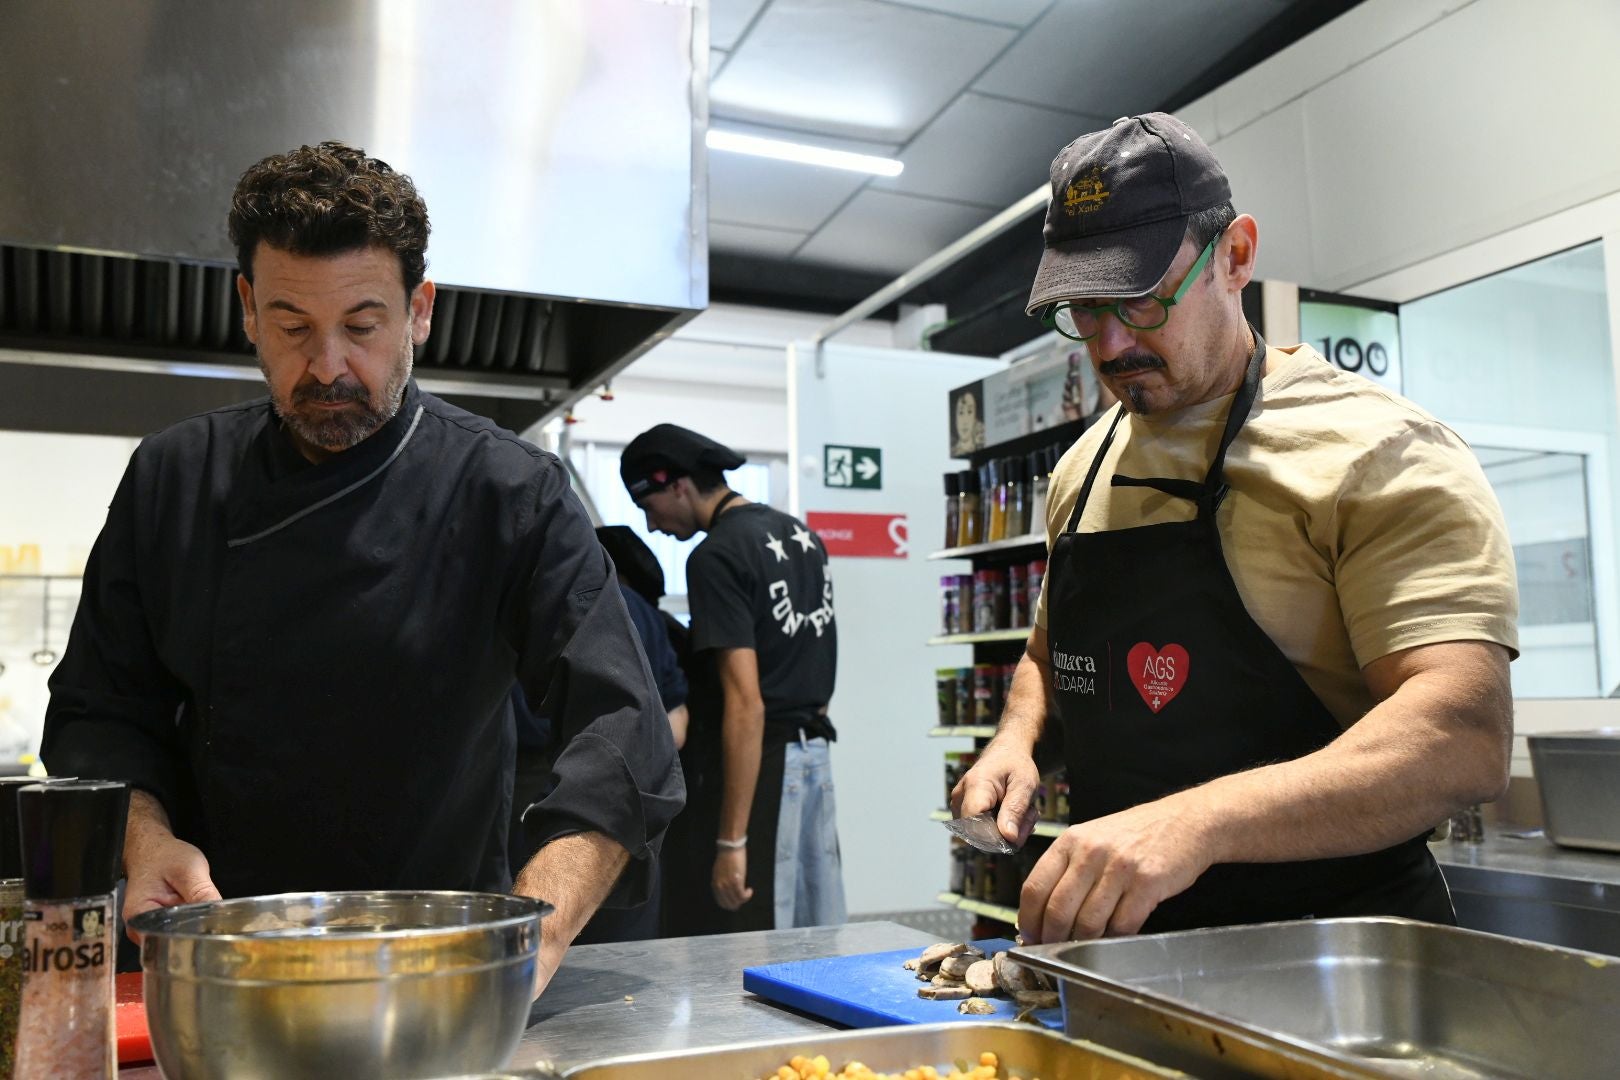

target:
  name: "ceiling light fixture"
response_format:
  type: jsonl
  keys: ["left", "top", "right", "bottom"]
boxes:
{"left": 706, "top": 129, "right": 903, "bottom": 177}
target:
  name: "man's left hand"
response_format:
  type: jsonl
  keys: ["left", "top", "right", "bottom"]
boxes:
{"left": 712, "top": 848, "right": 753, "bottom": 910}
{"left": 1019, "top": 797, "right": 1215, "bottom": 943}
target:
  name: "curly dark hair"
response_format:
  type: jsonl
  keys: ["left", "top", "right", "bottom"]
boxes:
{"left": 228, "top": 141, "right": 430, "bottom": 293}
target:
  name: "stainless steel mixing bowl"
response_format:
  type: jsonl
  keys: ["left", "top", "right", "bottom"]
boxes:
{"left": 130, "top": 890, "right": 548, "bottom": 1080}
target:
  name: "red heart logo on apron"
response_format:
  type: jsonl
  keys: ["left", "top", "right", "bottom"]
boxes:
{"left": 1126, "top": 643, "right": 1189, "bottom": 713}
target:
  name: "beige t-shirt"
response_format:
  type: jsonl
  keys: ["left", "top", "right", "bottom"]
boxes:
{"left": 1036, "top": 343, "right": 1518, "bottom": 728}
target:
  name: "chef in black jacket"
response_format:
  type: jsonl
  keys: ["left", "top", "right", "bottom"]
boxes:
{"left": 40, "top": 142, "right": 683, "bottom": 996}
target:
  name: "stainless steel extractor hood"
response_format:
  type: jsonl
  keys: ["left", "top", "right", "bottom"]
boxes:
{"left": 0, "top": 0, "right": 707, "bottom": 437}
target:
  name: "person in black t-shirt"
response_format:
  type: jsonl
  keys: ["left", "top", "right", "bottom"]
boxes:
{"left": 622, "top": 424, "right": 845, "bottom": 933}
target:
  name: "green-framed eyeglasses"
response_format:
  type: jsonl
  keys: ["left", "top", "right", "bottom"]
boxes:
{"left": 1040, "top": 236, "right": 1218, "bottom": 341}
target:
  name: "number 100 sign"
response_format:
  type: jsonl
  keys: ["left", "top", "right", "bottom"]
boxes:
{"left": 1298, "top": 299, "right": 1402, "bottom": 395}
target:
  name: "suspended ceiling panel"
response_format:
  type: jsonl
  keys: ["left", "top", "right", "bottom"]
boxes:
{"left": 710, "top": 0, "right": 1018, "bottom": 143}
{"left": 882, "top": 0, "right": 1051, "bottom": 27}
{"left": 973, "top": 0, "right": 1291, "bottom": 117}
{"left": 709, "top": 120, "right": 896, "bottom": 231}
{"left": 705, "top": 0, "right": 1351, "bottom": 287}
{"left": 795, "top": 189, "right": 996, "bottom": 273}
{"left": 708, "top": 221, "right": 811, "bottom": 259}
{"left": 871, "top": 91, "right": 1104, "bottom": 207}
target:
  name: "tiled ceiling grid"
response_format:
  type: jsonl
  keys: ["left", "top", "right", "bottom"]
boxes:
{"left": 707, "top": 0, "right": 1294, "bottom": 278}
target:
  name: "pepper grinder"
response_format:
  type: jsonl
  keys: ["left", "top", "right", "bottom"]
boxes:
{"left": 13, "top": 780, "right": 129, "bottom": 1080}
{"left": 0, "top": 776, "right": 72, "bottom": 1077}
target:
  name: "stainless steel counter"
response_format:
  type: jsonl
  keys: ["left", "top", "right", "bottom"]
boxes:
{"left": 1433, "top": 827, "right": 1620, "bottom": 955}
{"left": 509, "top": 921, "right": 938, "bottom": 1069}
{"left": 118, "top": 921, "right": 938, "bottom": 1076}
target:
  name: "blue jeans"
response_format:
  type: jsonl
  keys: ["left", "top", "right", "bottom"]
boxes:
{"left": 774, "top": 736, "right": 847, "bottom": 928}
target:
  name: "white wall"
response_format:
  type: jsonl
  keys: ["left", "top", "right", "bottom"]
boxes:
{"left": 1171, "top": 0, "right": 1620, "bottom": 756}
{"left": 790, "top": 341, "right": 1003, "bottom": 915}
{"left": 1179, "top": 0, "right": 1620, "bottom": 293}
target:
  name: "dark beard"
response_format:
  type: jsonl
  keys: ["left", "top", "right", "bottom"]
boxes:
{"left": 1124, "top": 383, "right": 1150, "bottom": 414}
{"left": 261, "top": 348, "right": 412, "bottom": 453}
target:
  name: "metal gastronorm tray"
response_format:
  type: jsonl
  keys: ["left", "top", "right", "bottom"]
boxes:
{"left": 1014, "top": 916, "right": 1620, "bottom": 1079}
{"left": 522, "top": 1020, "right": 1191, "bottom": 1078}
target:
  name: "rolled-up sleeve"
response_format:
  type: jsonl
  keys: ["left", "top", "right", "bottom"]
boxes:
{"left": 505, "top": 460, "right": 685, "bottom": 906}
{"left": 41, "top": 454, "right": 188, "bottom": 810}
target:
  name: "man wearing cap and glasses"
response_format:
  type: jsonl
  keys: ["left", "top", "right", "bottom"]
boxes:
{"left": 953, "top": 114, "right": 1518, "bottom": 941}
{"left": 621, "top": 424, "right": 845, "bottom": 934}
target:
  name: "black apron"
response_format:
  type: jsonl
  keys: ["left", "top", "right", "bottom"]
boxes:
{"left": 1045, "top": 329, "right": 1453, "bottom": 932}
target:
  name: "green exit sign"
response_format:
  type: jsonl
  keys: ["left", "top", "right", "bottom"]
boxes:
{"left": 824, "top": 445, "right": 882, "bottom": 490}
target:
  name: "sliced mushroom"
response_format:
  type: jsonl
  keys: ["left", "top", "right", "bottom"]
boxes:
{"left": 992, "top": 951, "right": 1044, "bottom": 994}
{"left": 915, "top": 942, "right": 982, "bottom": 975}
{"left": 902, "top": 958, "right": 920, "bottom": 972}
{"left": 964, "top": 959, "right": 998, "bottom": 996}
{"left": 930, "top": 972, "right": 963, "bottom": 987}
{"left": 938, "top": 955, "right": 979, "bottom": 980}
{"left": 918, "top": 985, "right": 973, "bottom": 1000}
{"left": 1012, "top": 990, "right": 1060, "bottom": 1010}
{"left": 957, "top": 997, "right": 997, "bottom": 1015}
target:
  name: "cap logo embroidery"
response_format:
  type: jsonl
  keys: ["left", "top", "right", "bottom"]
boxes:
{"left": 1064, "top": 166, "right": 1110, "bottom": 216}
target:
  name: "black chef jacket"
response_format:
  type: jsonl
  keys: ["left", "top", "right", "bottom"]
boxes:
{"left": 41, "top": 381, "right": 684, "bottom": 902}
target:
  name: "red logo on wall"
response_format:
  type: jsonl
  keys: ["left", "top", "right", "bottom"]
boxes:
{"left": 1127, "top": 642, "right": 1189, "bottom": 713}
{"left": 806, "top": 512, "right": 909, "bottom": 559}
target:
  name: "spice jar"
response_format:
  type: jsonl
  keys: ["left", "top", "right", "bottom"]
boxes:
{"left": 978, "top": 854, "right": 998, "bottom": 903}
{"left": 1004, "top": 456, "right": 1028, "bottom": 538}
{"left": 943, "top": 472, "right": 960, "bottom": 550}
{"left": 1027, "top": 558, "right": 1047, "bottom": 628}
{"left": 949, "top": 840, "right": 968, "bottom": 895}
{"left": 1028, "top": 448, "right": 1050, "bottom": 534}
{"left": 936, "top": 668, "right": 958, "bottom": 728}
{"left": 956, "top": 470, "right": 981, "bottom": 547}
{"left": 14, "top": 780, "right": 130, "bottom": 1080}
{"left": 961, "top": 851, "right": 980, "bottom": 900}
{"left": 984, "top": 459, "right": 1007, "bottom": 543}
{"left": 0, "top": 777, "right": 70, "bottom": 1078}
{"left": 939, "top": 575, "right": 957, "bottom": 635}
{"left": 1008, "top": 563, "right": 1028, "bottom": 630}
{"left": 954, "top": 574, "right": 975, "bottom": 635}
{"left": 972, "top": 664, "right": 998, "bottom": 725}
{"left": 955, "top": 668, "right": 973, "bottom": 726}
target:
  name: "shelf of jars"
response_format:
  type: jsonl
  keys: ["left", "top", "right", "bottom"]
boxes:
{"left": 928, "top": 725, "right": 999, "bottom": 738}
{"left": 928, "top": 809, "right": 1065, "bottom": 839}
{"left": 936, "top": 891, "right": 1018, "bottom": 925}
{"left": 928, "top": 533, "right": 1045, "bottom": 561}
{"left": 927, "top": 629, "right": 1030, "bottom": 646}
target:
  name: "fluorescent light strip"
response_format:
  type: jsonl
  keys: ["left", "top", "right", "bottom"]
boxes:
{"left": 706, "top": 129, "right": 903, "bottom": 177}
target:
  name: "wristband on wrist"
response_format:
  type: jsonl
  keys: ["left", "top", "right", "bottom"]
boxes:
{"left": 715, "top": 836, "right": 747, "bottom": 850}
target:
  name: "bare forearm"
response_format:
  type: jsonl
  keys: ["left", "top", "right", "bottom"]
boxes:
{"left": 514, "top": 831, "right": 630, "bottom": 943}
{"left": 719, "top": 700, "right": 765, "bottom": 840}
{"left": 125, "top": 790, "right": 175, "bottom": 867}
{"left": 993, "top": 626, "right": 1053, "bottom": 754}
{"left": 1184, "top": 659, "right": 1512, "bottom": 865}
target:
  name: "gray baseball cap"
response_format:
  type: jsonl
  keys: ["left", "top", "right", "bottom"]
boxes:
{"left": 1026, "top": 112, "right": 1231, "bottom": 314}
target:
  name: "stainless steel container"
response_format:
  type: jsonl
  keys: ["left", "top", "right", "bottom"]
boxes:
{"left": 131, "top": 890, "right": 548, "bottom": 1080}
{"left": 1527, "top": 728, "right": 1620, "bottom": 850}
{"left": 1015, "top": 916, "right": 1620, "bottom": 1079}
{"left": 521, "top": 1021, "right": 1188, "bottom": 1078}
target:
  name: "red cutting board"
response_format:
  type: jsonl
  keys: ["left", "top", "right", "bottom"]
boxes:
{"left": 116, "top": 971, "right": 153, "bottom": 1065}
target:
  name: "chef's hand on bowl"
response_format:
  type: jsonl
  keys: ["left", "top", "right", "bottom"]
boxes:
{"left": 123, "top": 835, "right": 221, "bottom": 941}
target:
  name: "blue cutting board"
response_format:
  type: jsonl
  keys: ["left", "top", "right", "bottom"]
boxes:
{"left": 743, "top": 938, "right": 1062, "bottom": 1030}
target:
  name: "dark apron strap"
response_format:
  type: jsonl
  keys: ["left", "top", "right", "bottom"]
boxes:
{"left": 1109, "top": 328, "right": 1267, "bottom": 523}
{"left": 1065, "top": 327, "right": 1267, "bottom": 533}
